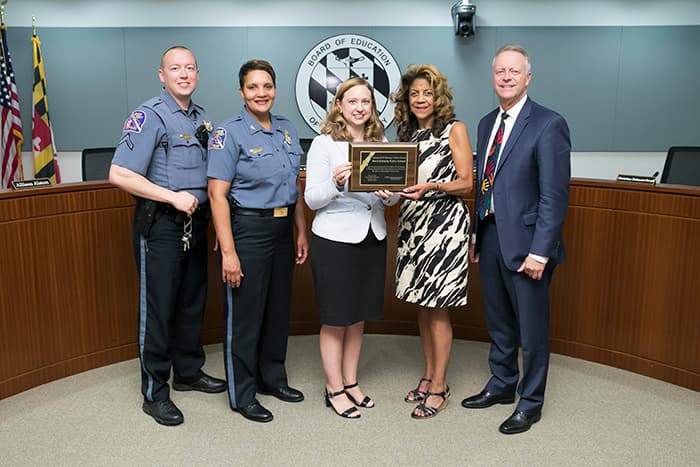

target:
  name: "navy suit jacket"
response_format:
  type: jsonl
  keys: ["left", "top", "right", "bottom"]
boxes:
{"left": 474, "top": 97, "right": 571, "bottom": 271}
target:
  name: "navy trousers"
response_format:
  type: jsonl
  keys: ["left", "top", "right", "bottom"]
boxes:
{"left": 478, "top": 219, "right": 554, "bottom": 415}
{"left": 133, "top": 208, "right": 207, "bottom": 402}
{"left": 223, "top": 213, "right": 295, "bottom": 409}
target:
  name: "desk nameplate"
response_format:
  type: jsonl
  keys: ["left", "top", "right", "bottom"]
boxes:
{"left": 11, "top": 178, "right": 52, "bottom": 190}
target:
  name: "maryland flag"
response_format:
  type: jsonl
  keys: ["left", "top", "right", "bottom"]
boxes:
{"left": 32, "top": 33, "right": 60, "bottom": 183}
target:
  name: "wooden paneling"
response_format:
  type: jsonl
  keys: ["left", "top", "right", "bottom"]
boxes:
{"left": 0, "top": 183, "right": 137, "bottom": 398}
{"left": 1, "top": 179, "right": 698, "bottom": 400}
{"left": 549, "top": 180, "right": 700, "bottom": 389}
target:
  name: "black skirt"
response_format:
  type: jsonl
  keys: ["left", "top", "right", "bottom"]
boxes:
{"left": 311, "top": 229, "right": 386, "bottom": 326}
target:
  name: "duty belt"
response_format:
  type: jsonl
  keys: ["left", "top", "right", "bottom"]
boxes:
{"left": 156, "top": 202, "right": 209, "bottom": 222}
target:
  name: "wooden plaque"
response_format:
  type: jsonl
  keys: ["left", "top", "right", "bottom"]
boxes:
{"left": 348, "top": 142, "right": 418, "bottom": 192}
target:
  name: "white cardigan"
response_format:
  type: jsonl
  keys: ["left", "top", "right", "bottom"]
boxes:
{"left": 304, "top": 134, "right": 399, "bottom": 243}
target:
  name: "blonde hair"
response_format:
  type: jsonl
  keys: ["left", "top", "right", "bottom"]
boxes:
{"left": 391, "top": 64, "right": 456, "bottom": 142}
{"left": 321, "top": 78, "right": 384, "bottom": 142}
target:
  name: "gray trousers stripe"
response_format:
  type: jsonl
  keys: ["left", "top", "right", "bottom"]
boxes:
{"left": 138, "top": 235, "right": 154, "bottom": 401}
{"left": 225, "top": 285, "right": 237, "bottom": 407}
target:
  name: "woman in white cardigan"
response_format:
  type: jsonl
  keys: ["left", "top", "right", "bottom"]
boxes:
{"left": 305, "top": 77, "right": 398, "bottom": 419}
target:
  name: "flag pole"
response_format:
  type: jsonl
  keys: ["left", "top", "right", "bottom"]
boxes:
{"left": 31, "top": 14, "right": 61, "bottom": 184}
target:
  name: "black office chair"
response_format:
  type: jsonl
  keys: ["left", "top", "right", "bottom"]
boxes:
{"left": 82, "top": 147, "right": 116, "bottom": 181}
{"left": 660, "top": 146, "right": 700, "bottom": 186}
{"left": 299, "top": 138, "right": 313, "bottom": 172}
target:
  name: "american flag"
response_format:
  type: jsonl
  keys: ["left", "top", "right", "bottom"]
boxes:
{"left": 0, "top": 25, "right": 23, "bottom": 188}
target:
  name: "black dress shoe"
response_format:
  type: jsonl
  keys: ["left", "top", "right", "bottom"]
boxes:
{"left": 461, "top": 390, "right": 516, "bottom": 409}
{"left": 259, "top": 385, "right": 304, "bottom": 403}
{"left": 142, "top": 399, "right": 184, "bottom": 426}
{"left": 234, "top": 400, "right": 273, "bottom": 423}
{"left": 499, "top": 410, "right": 541, "bottom": 434}
{"left": 173, "top": 373, "right": 226, "bottom": 394}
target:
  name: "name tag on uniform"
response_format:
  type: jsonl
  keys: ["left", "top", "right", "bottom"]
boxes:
{"left": 273, "top": 207, "right": 288, "bottom": 218}
{"left": 179, "top": 134, "right": 192, "bottom": 140}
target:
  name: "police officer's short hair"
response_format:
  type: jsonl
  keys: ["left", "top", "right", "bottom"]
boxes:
{"left": 160, "top": 46, "right": 198, "bottom": 69}
{"left": 239, "top": 59, "right": 276, "bottom": 88}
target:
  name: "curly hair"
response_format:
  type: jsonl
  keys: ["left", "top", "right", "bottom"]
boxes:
{"left": 391, "top": 64, "right": 456, "bottom": 142}
{"left": 321, "top": 78, "right": 384, "bottom": 142}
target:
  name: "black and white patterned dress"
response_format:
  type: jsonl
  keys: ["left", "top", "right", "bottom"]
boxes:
{"left": 395, "top": 121, "right": 470, "bottom": 308}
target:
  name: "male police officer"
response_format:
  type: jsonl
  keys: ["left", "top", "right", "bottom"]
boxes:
{"left": 110, "top": 46, "right": 225, "bottom": 426}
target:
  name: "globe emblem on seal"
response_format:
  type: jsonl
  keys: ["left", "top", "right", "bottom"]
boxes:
{"left": 295, "top": 34, "right": 402, "bottom": 134}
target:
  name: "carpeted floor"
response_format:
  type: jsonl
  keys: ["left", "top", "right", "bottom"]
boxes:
{"left": 1, "top": 335, "right": 698, "bottom": 466}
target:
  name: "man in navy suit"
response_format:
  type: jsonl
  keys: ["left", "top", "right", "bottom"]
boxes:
{"left": 461, "top": 45, "right": 571, "bottom": 434}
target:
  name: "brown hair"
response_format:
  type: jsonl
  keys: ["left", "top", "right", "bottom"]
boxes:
{"left": 321, "top": 77, "right": 384, "bottom": 142}
{"left": 391, "top": 64, "right": 456, "bottom": 142}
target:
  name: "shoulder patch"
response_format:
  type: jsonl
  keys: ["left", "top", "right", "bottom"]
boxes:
{"left": 123, "top": 110, "right": 147, "bottom": 133}
{"left": 208, "top": 128, "right": 227, "bottom": 150}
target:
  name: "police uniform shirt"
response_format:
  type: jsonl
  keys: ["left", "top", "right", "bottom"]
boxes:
{"left": 112, "top": 89, "right": 209, "bottom": 204}
{"left": 207, "top": 107, "right": 303, "bottom": 209}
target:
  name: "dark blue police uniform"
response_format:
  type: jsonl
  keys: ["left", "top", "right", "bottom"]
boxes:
{"left": 207, "top": 107, "right": 303, "bottom": 409}
{"left": 113, "top": 90, "right": 209, "bottom": 403}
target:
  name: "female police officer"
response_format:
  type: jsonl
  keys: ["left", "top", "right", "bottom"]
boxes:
{"left": 207, "top": 59, "right": 309, "bottom": 423}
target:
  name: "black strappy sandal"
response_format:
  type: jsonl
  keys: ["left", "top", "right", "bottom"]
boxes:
{"left": 324, "top": 388, "right": 361, "bottom": 419}
{"left": 344, "top": 382, "right": 375, "bottom": 408}
{"left": 404, "top": 377, "right": 432, "bottom": 403}
{"left": 411, "top": 386, "right": 450, "bottom": 419}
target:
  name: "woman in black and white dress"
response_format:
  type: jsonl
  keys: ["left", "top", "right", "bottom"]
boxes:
{"left": 392, "top": 64, "right": 474, "bottom": 419}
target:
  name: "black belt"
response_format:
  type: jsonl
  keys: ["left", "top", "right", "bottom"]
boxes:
{"left": 232, "top": 205, "right": 294, "bottom": 218}
{"left": 156, "top": 202, "right": 209, "bottom": 222}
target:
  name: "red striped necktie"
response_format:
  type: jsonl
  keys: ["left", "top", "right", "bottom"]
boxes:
{"left": 478, "top": 112, "right": 509, "bottom": 220}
